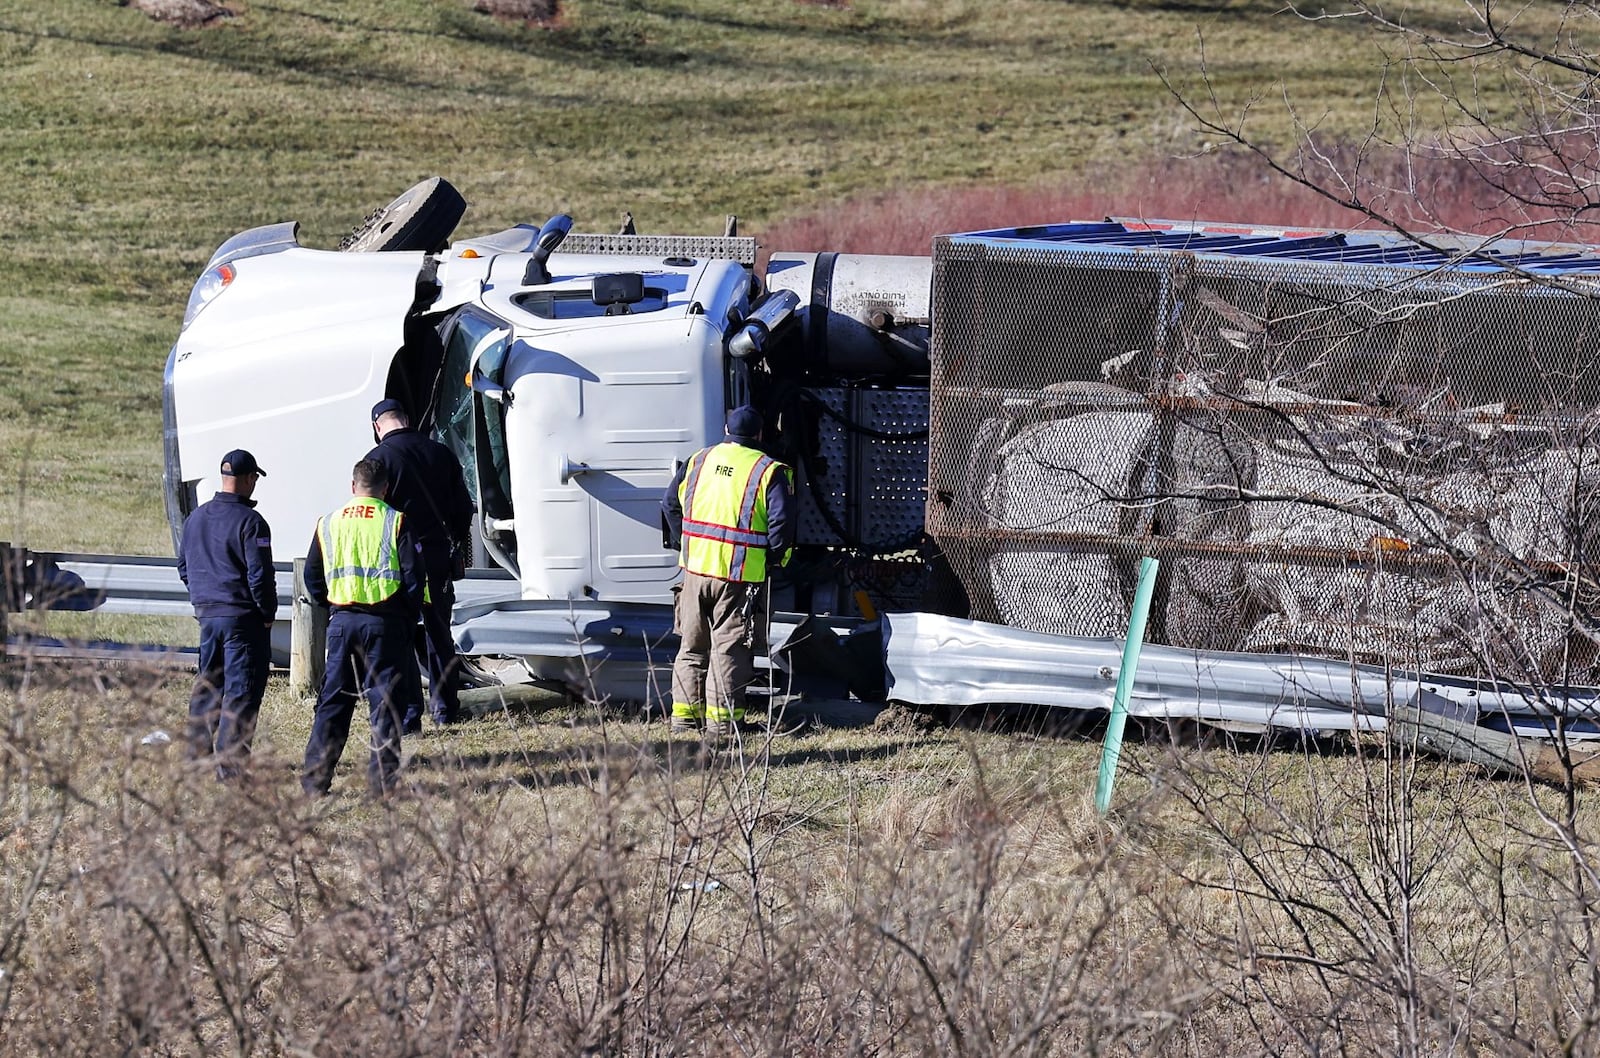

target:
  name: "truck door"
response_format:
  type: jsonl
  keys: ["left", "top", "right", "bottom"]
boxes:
{"left": 500, "top": 320, "right": 724, "bottom": 605}
{"left": 572, "top": 359, "right": 702, "bottom": 600}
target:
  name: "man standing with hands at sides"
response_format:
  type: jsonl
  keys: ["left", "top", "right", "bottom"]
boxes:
{"left": 301, "top": 459, "right": 428, "bottom": 798}
{"left": 177, "top": 449, "right": 276, "bottom": 781}
{"left": 366, "top": 398, "right": 475, "bottom": 732}
{"left": 661, "top": 406, "right": 795, "bottom": 739}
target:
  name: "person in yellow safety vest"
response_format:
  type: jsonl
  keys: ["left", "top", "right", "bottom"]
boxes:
{"left": 661, "top": 405, "right": 795, "bottom": 738}
{"left": 301, "top": 458, "right": 428, "bottom": 797}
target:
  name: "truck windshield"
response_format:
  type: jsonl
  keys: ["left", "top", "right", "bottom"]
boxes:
{"left": 435, "top": 308, "right": 496, "bottom": 502}
{"left": 433, "top": 308, "right": 519, "bottom": 573}
{"left": 434, "top": 309, "right": 511, "bottom": 514}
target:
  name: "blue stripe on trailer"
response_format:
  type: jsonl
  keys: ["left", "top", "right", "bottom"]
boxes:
{"left": 945, "top": 219, "right": 1600, "bottom": 276}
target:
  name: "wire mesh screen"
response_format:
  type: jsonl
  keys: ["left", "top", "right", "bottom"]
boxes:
{"left": 926, "top": 236, "right": 1600, "bottom": 683}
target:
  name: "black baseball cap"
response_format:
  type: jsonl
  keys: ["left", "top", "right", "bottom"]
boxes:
{"left": 371, "top": 398, "right": 406, "bottom": 423}
{"left": 220, "top": 449, "right": 265, "bottom": 477}
{"left": 725, "top": 405, "right": 762, "bottom": 441}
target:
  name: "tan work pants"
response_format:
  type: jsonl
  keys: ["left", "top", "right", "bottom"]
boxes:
{"left": 671, "top": 572, "right": 767, "bottom": 724}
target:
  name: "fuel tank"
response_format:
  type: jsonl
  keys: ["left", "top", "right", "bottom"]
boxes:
{"left": 764, "top": 253, "right": 932, "bottom": 379}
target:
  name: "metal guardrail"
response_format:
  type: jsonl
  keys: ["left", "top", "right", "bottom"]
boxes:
{"left": 0, "top": 544, "right": 205, "bottom": 668}
{"left": 1, "top": 544, "right": 521, "bottom": 618}
{"left": 0, "top": 543, "right": 523, "bottom": 670}
{"left": 11, "top": 551, "right": 203, "bottom": 616}
{"left": 0, "top": 544, "right": 820, "bottom": 693}
{"left": 10, "top": 637, "right": 199, "bottom": 669}
{"left": 8, "top": 544, "right": 1599, "bottom": 747}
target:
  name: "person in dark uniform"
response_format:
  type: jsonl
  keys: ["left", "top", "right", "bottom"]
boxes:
{"left": 177, "top": 449, "right": 276, "bottom": 780}
{"left": 661, "top": 406, "right": 795, "bottom": 738}
{"left": 301, "top": 458, "right": 428, "bottom": 797}
{"left": 366, "top": 398, "right": 475, "bottom": 731}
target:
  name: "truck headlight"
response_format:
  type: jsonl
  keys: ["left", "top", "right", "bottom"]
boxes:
{"left": 181, "top": 263, "right": 235, "bottom": 331}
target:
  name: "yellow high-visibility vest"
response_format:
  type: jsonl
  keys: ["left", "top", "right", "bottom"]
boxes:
{"left": 317, "top": 498, "right": 404, "bottom": 606}
{"left": 678, "top": 441, "right": 790, "bottom": 583}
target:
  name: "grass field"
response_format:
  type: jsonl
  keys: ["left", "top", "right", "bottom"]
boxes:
{"left": 8, "top": 2, "right": 1600, "bottom": 1052}
{"left": 1, "top": 0, "right": 1558, "bottom": 552}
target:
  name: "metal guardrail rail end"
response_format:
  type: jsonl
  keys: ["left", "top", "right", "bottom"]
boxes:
{"left": 4, "top": 634, "right": 198, "bottom": 671}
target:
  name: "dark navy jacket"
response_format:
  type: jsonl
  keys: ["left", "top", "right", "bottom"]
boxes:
{"left": 365, "top": 427, "right": 474, "bottom": 546}
{"left": 177, "top": 492, "right": 277, "bottom": 620}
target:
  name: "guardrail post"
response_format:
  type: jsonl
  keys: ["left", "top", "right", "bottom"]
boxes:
{"left": 0, "top": 542, "right": 12, "bottom": 685}
{"left": 290, "top": 557, "right": 326, "bottom": 698}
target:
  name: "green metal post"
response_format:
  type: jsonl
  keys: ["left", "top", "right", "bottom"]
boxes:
{"left": 1095, "top": 556, "right": 1160, "bottom": 815}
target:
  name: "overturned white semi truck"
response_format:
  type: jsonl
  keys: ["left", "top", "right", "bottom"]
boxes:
{"left": 163, "top": 179, "right": 1600, "bottom": 740}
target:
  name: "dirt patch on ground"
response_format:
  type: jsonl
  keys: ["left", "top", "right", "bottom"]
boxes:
{"left": 126, "top": 0, "right": 234, "bottom": 28}
{"left": 471, "top": 0, "right": 559, "bottom": 24}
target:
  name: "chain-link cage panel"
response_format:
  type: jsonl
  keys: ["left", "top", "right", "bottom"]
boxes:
{"left": 927, "top": 233, "right": 1600, "bottom": 683}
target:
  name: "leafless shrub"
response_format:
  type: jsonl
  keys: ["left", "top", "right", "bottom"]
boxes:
{"left": 0, "top": 643, "right": 1216, "bottom": 1055}
{"left": 1162, "top": 2, "right": 1600, "bottom": 248}
{"left": 1124, "top": 723, "right": 1600, "bottom": 1056}
{"left": 10, "top": 612, "right": 1600, "bottom": 1056}
{"left": 761, "top": 140, "right": 1600, "bottom": 259}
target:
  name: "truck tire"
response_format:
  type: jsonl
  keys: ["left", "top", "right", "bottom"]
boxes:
{"left": 339, "top": 177, "right": 467, "bottom": 254}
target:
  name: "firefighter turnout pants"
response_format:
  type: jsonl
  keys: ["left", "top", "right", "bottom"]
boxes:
{"left": 671, "top": 571, "right": 767, "bottom": 725}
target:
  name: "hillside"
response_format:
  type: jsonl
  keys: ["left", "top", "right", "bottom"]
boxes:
{"left": 0, "top": 0, "right": 1562, "bottom": 551}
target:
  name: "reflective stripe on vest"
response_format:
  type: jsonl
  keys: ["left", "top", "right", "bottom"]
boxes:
{"left": 317, "top": 499, "right": 403, "bottom": 606}
{"left": 679, "top": 441, "right": 782, "bottom": 583}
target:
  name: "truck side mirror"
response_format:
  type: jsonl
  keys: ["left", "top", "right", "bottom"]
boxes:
{"left": 471, "top": 372, "right": 510, "bottom": 404}
{"left": 522, "top": 214, "right": 573, "bottom": 287}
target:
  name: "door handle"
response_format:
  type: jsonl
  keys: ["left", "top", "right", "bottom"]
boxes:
{"left": 559, "top": 456, "right": 591, "bottom": 484}
{"left": 559, "top": 455, "right": 673, "bottom": 484}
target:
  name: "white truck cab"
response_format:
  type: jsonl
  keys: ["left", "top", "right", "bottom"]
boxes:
{"left": 166, "top": 218, "right": 759, "bottom": 606}
{"left": 450, "top": 250, "right": 751, "bottom": 601}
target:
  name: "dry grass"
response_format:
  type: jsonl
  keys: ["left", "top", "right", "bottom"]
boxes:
{"left": 4, "top": 0, "right": 1580, "bottom": 553}
{"left": 3, "top": 652, "right": 1599, "bottom": 1054}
